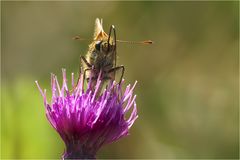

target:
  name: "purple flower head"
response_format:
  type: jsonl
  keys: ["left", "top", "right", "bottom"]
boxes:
{"left": 35, "top": 69, "right": 138, "bottom": 159}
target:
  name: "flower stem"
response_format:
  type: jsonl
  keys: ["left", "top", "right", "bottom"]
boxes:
{"left": 62, "top": 142, "right": 96, "bottom": 160}
{"left": 63, "top": 152, "right": 95, "bottom": 160}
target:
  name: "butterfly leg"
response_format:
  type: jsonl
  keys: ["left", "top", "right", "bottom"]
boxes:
{"left": 77, "top": 55, "right": 92, "bottom": 81}
{"left": 71, "top": 56, "right": 92, "bottom": 93}
{"left": 80, "top": 56, "right": 93, "bottom": 89}
{"left": 108, "top": 65, "right": 125, "bottom": 84}
{"left": 80, "top": 55, "right": 92, "bottom": 67}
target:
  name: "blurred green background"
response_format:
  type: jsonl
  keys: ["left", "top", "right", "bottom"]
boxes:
{"left": 1, "top": 1, "right": 239, "bottom": 159}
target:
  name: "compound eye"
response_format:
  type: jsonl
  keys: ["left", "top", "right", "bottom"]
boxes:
{"left": 95, "top": 41, "right": 102, "bottom": 51}
{"left": 102, "top": 42, "right": 109, "bottom": 52}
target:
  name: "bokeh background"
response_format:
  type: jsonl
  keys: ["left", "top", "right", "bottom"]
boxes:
{"left": 1, "top": 1, "right": 239, "bottom": 159}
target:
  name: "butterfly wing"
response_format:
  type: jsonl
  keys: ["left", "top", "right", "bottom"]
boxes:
{"left": 94, "top": 18, "right": 108, "bottom": 41}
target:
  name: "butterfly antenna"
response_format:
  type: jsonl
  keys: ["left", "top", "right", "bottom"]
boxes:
{"left": 116, "top": 39, "right": 153, "bottom": 44}
{"left": 72, "top": 36, "right": 90, "bottom": 41}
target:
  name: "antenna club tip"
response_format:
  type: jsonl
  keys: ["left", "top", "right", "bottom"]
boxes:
{"left": 72, "top": 36, "right": 79, "bottom": 40}
{"left": 72, "top": 35, "right": 85, "bottom": 40}
{"left": 144, "top": 40, "right": 154, "bottom": 44}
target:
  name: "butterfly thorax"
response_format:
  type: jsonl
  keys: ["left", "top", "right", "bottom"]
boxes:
{"left": 85, "top": 39, "right": 116, "bottom": 78}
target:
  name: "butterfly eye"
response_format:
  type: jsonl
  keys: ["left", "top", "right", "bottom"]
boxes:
{"left": 95, "top": 41, "right": 102, "bottom": 51}
{"left": 102, "top": 42, "right": 109, "bottom": 51}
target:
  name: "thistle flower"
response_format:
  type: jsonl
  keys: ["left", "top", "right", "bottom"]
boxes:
{"left": 35, "top": 69, "right": 138, "bottom": 159}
